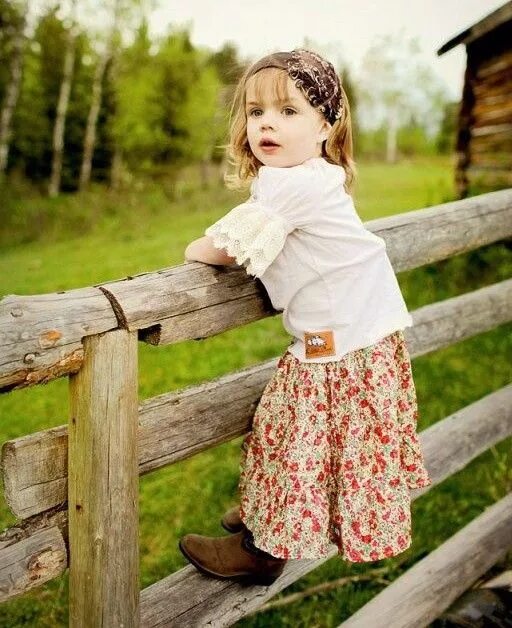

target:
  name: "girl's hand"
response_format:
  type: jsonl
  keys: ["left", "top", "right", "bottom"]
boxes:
{"left": 184, "top": 236, "right": 237, "bottom": 266}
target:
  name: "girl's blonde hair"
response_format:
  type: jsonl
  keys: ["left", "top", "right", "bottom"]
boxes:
{"left": 222, "top": 64, "right": 357, "bottom": 194}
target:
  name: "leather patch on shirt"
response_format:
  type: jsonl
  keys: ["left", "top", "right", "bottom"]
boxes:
{"left": 304, "top": 330, "right": 336, "bottom": 359}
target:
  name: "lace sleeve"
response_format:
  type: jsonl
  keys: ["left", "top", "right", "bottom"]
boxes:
{"left": 205, "top": 201, "right": 292, "bottom": 278}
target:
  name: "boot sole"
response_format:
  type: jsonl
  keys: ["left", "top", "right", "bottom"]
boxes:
{"left": 178, "top": 538, "right": 282, "bottom": 586}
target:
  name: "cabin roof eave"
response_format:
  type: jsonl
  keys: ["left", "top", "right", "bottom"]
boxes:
{"left": 437, "top": 1, "right": 512, "bottom": 56}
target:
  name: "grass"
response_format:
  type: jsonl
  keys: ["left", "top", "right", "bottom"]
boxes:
{"left": 0, "top": 154, "right": 511, "bottom": 627}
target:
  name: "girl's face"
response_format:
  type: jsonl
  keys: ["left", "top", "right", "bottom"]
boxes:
{"left": 245, "top": 72, "right": 331, "bottom": 168}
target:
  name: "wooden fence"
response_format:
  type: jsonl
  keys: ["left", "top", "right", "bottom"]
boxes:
{"left": 1, "top": 188, "right": 511, "bottom": 627}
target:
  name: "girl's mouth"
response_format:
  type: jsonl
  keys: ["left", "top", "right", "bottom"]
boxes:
{"left": 259, "top": 138, "right": 280, "bottom": 147}
{"left": 259, "top": 139, "right": 281, "bottom": 153}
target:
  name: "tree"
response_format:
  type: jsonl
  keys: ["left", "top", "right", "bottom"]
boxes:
{"left": 357, "top": 30, "right": 448, "bottom": 162}
{"left": 79, "top": 0, "right": 123, "bottom": 190}
{"left": 48, "top": 0, "right": 78, "bottom": 197}
{"left": 0, "top": 0, "right": 26, "bottom": 176}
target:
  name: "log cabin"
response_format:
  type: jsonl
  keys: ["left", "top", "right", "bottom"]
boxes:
{"left": 437, "top": 2, "right": 512, "bottom": 198}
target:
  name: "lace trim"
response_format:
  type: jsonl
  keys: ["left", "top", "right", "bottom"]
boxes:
{"left": 205, "top": 203, "right": 292, "bottom": 278}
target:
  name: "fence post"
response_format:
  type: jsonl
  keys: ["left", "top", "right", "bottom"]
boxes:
{"left": 68, "top": 329, "right": 139, "bottom": 627}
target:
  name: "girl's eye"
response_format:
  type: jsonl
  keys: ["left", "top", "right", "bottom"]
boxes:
{"left": 248, "top": 109, "right": 262, "bottom": 117}
{"left": 283, "top": 107, "right": 296, "bottom": 115}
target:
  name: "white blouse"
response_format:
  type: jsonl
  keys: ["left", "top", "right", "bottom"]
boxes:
{"left": 204, "top": 156, "right": 413, "bottom": 362}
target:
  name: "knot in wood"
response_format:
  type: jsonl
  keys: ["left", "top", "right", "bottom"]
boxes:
{"left": 39, "top": 330, "right": 62, "bottom": 348}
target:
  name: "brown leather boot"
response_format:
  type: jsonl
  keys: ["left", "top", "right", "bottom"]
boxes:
{"left": 178, "top": 526, "right": 287, "bottom": 586}
{"left": 220, "top": 504, "right": 244, "bottom": 533}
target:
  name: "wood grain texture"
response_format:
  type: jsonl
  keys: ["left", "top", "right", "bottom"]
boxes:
{"left": 2, "top": 279, "right": 511, "bottom": 519}
{"left": 0, "top": 526, "right": 67, "bottom": 602}
{"left": 1, "top": 190, "right": 511, "bottom": 391}
{"left": 68, "top": 329, "right": 139, "bottom": 627}
{"left": 0, "top": 287, "right": 118, "bottom": 392}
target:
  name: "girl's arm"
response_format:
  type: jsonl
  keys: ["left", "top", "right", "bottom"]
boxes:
{"left": 184, "top": 236, "right": 237, "bottom": 266}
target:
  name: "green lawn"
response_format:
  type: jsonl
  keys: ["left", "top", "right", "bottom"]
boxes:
{"left": 0, "top": 155, "right": 511, "bottom": 627}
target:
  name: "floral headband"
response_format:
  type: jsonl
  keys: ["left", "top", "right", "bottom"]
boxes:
{"left": 245, "top": 49, "right": 344, "bottom": 126}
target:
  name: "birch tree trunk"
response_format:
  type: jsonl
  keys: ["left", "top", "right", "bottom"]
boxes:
{"left": 0, "top": 9, "right": 26, "bottom": 175}
{"left": 48, "top": 2, "right": 77, "bottom": 198}
{"left": 108, "top": 45, "right": 123, "bottom": 191}
{"left": 79, "top": 52, "right": 109, "bottom": 191}
{"left": 79, "top": 0, "right": 122, "bottom": 192}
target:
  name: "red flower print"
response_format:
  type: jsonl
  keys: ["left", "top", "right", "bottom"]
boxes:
{"left": 376, "top": 491, "right": 386, "bottom": 505}
{"left": 275, "top": 544, "right": 290, "bottom": 559}
{"left": 314, "top": 432, "right": 324, "bottom": 445}
{"left": 237, "top": 332, "right": 429, "bottom": 563}
{"left": 351, "top": 521, "right": 361, "bottom": 536}
{"left": 273, "top": 521, "right": 285, "bottom": 535}
{"left": 347, "top": 385, "right": 360, "bottom": 398}
{"left": 398, "top": 399, "right": 409, "bottom": 412}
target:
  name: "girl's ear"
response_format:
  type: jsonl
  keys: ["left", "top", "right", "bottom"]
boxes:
{"left": 319, "top": 120, "right": 332, "bottom": 142}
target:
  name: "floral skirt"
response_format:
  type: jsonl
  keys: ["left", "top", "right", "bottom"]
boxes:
{"left": 238, "top": 329, "right": 432, "bottom": 562}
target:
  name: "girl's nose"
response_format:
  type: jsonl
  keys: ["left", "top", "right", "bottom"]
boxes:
{"left": 260, "top": 119, "right": 275, "bottom": 131}
{"left": 259, "top": 111, "right": 277, "bottom": 130}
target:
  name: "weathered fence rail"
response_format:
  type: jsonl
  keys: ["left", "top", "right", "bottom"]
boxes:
{"left": 0, "top": 188, "right": 511, "bottom": 626}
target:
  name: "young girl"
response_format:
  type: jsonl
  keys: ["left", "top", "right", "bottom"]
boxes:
{"left": 179, "top": 48, "right": 432, "bottom": 586}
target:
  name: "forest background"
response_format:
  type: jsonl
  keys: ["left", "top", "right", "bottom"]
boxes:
{"left": 0, "top": 0, "right": 455, "bottom": 248}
